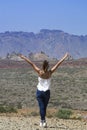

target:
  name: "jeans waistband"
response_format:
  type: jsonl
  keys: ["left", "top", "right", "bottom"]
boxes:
{"left": 37, "top": 89, "right": 50, "bottom": 93}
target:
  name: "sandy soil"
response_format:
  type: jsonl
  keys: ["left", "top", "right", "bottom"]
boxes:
{"left": 0, "top": 108, "right": 87, "bottom": 130}
{"left": 0, "top": 115, "right": 87, "bottom": 130}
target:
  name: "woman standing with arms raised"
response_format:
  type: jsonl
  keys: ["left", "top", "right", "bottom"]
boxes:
{"left": 19, "top": 53, "right": 68, "bottom": 127}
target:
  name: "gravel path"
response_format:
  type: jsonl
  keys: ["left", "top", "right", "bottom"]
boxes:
{"left": 0, "top": 116, "right": 87, "bottom": 130}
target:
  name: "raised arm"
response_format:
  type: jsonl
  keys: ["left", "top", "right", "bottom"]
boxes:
{"left": 19, "top": 54, "right": 40, "bottom": 74}
{"left": 51, "top": 53, "right": 68, "bottom": 73}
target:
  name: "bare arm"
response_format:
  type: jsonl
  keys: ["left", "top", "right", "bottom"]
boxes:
{"left": 51, "top": 53, "right": 68, "bottom": 73}
{"left": 19, "top": 54, "right": 40, "bottom": 74}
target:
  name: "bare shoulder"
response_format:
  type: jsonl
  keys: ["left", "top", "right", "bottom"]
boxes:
{"left": 39, "top": 70, "right": 44, "bottom": 75}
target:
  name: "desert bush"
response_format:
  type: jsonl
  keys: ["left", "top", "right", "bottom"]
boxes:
{"left": 29, "top": 111, "right": 39, "bottom": 116}
{"left": 0, "top": 106, "right": 17, "bottom": 113}
{"left": 55, "top": 109, "right": 72, "bottom": 119}
{"left": 17, "top": 102, "right": 22, "bottom": 109}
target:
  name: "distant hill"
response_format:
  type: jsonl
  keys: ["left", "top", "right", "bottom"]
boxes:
{"left": 5, "top": 51, "right": 56, "bottom": 61}
{"left": 0, "top": 29, "right": 87, "bottom": 59}
{"left": 28, "top": 51, "right": 56, "bottom": 61}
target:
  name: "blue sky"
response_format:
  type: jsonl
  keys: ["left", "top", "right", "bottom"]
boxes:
{"left": 0, "top": 0, "right": 87, "bottom": 35}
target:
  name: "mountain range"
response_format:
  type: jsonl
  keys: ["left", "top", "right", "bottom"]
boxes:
{"left": 0, "top": 29, "right": 87, "bottom": 59}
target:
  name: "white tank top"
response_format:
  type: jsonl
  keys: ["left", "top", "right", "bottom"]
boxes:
{"left": 37, "top": 77, "right": 51, "bottom": 91}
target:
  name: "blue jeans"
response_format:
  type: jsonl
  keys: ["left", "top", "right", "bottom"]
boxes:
{"left": 36, "top": 89, "right": 50, "bottom": 121}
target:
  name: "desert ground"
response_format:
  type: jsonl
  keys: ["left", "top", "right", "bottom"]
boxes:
{"left": 0, "top": 59, "right": 87, "bottom": 130}
{"left": 0, "top": 116, "right": 87, "bottom": 130}
{"left": 0, "top": 59, "right": 87, "bottom": 110}
{"left": 0, "top": 108, "right": 87, "bottom": 130}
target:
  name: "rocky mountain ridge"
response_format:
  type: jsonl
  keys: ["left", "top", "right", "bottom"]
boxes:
{"left": 0, "top": 29, "right": 87, "bottom": 59}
